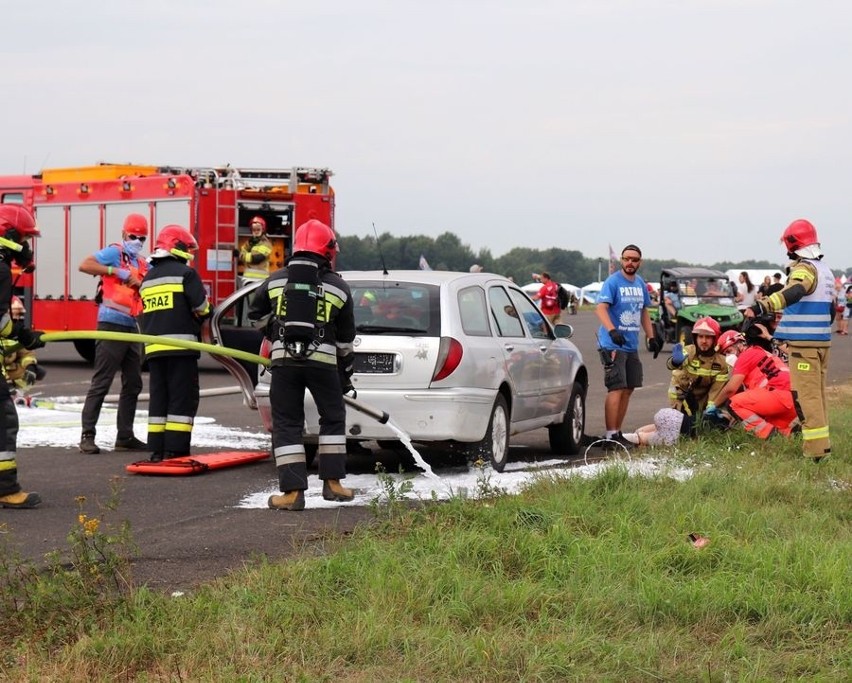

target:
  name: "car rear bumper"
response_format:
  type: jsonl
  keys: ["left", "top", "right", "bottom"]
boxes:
{"left": 257, "top": 386, "right": 498, "bottom": 443}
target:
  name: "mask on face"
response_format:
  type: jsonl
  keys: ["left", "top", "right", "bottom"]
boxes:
{"left": 123, "top": 239, "right": 145, "bottom": 257}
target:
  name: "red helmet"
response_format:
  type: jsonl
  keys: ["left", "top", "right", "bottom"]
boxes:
{"left": 123, "top": 213, "right": 148, "bottom": 237}
{"left": 716, "top": 329, "right": 744, "bottom": 354}
{"left": 249, "top": 216, "right": 266, "bottom": 232}
{"left": 292, "top": 219, "right": 337, "bottom": 260}
{"left": 155, "top": 225, "right": 198, "bottom": 262}
{"left": 0, "top": 204, "right": 40, "bottom": 243}
{"left": 692, "top": 316, "right": 721, "bottom": 339}
{"left": 781, "top": 219, "right": 819, "bottom": 253}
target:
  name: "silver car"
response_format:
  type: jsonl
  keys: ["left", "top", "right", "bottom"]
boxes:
{"left": 204, "top": 270, "right": 588, "bottom": 471}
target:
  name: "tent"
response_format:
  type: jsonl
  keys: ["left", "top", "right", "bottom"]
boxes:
{"left": 521, "top": 281, "right": 580, "bottom": 296}
{"left": 579, "top": 281, "right": 604, "bottom": 304}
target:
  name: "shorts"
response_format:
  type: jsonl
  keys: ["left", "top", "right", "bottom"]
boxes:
{"left": 600, "top": 349, "right": 643, "bottom": 391}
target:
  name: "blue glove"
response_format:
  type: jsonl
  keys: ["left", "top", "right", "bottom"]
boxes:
{"left": 671, "top": 342, "right": 685, "bottom": 366}
{"left": 704, "top": 405, "right": 721, "bottom": 419}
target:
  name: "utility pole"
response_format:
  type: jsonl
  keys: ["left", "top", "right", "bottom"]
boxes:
{"left": 597, "top": 258, "right": 602, "bottom": 282}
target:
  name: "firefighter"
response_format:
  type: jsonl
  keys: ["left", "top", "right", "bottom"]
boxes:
{"left": 666, "top": 317, "right": 729, "bottom": 416}
{"left": 77, "top": 213, "right": 149, "bottom": 454}
{"left": 709, "top": 315, "right": 799, "bottom": 439}
{"left": 0, "top": 205, "right": 44, "bottom": 508}
{"left": 4, "top": 296, "right": 47, "bottom": 394}
{"left": 238, "top": 215, "right": 274, "bottom": 281}
{"left": 138, "top": 226, "right": 211, "bottom": 461}
{"left": 745, "top": 219, "right": 834, "bottom": 461}
{"left": 248, "top": 219, "right": 356, "bottom": 511}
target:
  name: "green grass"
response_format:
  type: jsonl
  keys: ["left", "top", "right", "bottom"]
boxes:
{"left": 2, "top": 404, "right": 850, "bottom": 681}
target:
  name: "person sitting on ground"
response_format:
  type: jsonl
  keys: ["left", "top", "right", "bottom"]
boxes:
{"left": 666, "top": 317, "right": 729, "bottom": 416}
{"left": 622, "top": 408, "right": 696, "bottom": 447}
{"left": 706, "top": 315, "right": 799, "bottom": 439}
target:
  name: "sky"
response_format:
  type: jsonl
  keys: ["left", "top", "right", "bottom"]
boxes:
{"left": 18, "top": 397, "right": 695, "bottom": 509}
{"left": 4, "top": 1, "right": 852, "bottom": 270}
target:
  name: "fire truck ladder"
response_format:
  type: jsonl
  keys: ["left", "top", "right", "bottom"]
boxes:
{"left": 199, "top": 166, "right": 333, "bottom": 194}
{"left": 198, "top": 167, "right": 238, "bottom": 303}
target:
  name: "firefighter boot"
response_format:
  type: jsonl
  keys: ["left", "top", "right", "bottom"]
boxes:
{"left": 322, "top": 479, "right": 355, "bottom": 502}
{"left": 268, "top": 490, "right": 306, "bottom": 511}
{"left": 79, "top": 432, "right": 100, "bottom": 454}
{"left": 0, "top": 491, "right": 42, "bottom": 509}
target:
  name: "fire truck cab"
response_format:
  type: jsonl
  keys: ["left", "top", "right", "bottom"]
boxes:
{"left": 0, "top": 163, "right": 334, "bottom": 361}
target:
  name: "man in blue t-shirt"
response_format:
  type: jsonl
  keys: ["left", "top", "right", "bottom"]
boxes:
{"left": 595, "top": 244, "right": 662, "bottom": 449}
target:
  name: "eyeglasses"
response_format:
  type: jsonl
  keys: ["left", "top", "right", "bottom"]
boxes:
{"left": 127, "top": 235, "right": 147, "bottom": 243}
{"left": 622, "top": 256, "right": 640, "bottom": 263}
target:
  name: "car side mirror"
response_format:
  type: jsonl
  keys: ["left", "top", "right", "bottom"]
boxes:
{"left": 553, "top": 322, "right": 574, "bottom": 339}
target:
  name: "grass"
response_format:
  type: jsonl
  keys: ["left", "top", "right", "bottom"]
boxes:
{"left": 1, "top": 399, "right": 850, "bottom": 681}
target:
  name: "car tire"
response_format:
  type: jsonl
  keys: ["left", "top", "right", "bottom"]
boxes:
{"left": 548, "top": 381, "right": 585, "bottom": 456}
{"left": 460, "top": 394, "right": 510, "bottom": 472}
{"left": 73, "top": 339, "right": 96, "bottom": 364}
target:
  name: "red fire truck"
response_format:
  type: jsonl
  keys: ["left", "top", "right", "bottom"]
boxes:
{"left": 0, "top": 162, "right": 334, "bottom": 360}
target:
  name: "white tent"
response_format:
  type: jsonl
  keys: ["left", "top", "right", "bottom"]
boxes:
{"left": 579, "top": 281, "right": 604, "bottom": 304}
{"left": 521, "top": 281, "right": 580, "bottom": 296}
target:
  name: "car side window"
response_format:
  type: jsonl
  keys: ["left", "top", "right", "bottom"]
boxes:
{"left": 458, "top": 286, "right": 491, "bottom": 336}
{"left": 509, "top": 291, "right": 550, "bottom": 339}
{"left": 488, "top": 286, "right": 525, "bottom": 337}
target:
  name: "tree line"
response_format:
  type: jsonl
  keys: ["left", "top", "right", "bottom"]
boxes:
{"left": 336, "top": 231, "right": 791, "bottom": 286}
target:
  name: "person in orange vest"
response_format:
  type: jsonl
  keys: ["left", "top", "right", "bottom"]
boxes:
{"left": 238, "top": 215, "right": 273, "bottom": 281}
{"left": 77, "top": 214, "right": 150, "bottom": 454}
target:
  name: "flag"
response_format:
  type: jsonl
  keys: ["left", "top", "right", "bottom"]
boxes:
{"left": 419, "top": 254, "right": 432, "bottom": 271}
{"left": 608, "top": 244, "right": 618, "bottom": 274}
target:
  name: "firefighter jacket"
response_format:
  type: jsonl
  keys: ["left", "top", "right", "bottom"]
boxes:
{"left": 769, "top": 258, "right": 834, "bottom": 346}
{"left": 3, "top": 348, "right": 38, "bottom": 388}
{"left": 239, "top": 235, "right": 273, "bottom": 280}
{"left": 667, "top": 344, "right": 729, "bottom": 414}
{"left": 248, "top": 253, "right": 356, "bottom": 372}
{"left": 139, "top": 257, "right": 211, "bottom": 358}
{"left": 99, "top": 243, "right": 148, "bottom": 317}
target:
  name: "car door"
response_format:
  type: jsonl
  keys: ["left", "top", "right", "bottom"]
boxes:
{"left": 486, "top": 285, "right": 541, "bottom": 423}
{"left": 508, "top": 288, "right": 572, "bottom": 419}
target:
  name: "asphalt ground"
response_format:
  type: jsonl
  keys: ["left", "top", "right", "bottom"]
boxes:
{"left": 3, "top": 311, "right": 850, "bottom": 591}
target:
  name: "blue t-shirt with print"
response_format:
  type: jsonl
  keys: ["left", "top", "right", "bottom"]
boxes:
{"left": 94, "top": 244, "right": 143, "bottom": 327}
{"left": 596, "top": 270, "right": 651, "bottom": 352}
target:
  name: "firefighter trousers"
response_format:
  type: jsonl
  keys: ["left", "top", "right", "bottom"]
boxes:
{"left": 270, "top": 363, "right": 347, "bottom": 492}
{"left": 0, "top": 391, "right": 21, "bottom": 496}
{"left": 787, "top": 345, "right": 831, "bottom": 458}
{"left": 729, "top": 388, "right": 798, "bottom": 439}
{"left": 146, "top": 355, "right": 200, "bottom": 457}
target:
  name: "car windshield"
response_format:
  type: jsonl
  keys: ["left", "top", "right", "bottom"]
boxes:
{"left": 675, "top": 278, "right": 735, "bottom": 303}
{"left": 351, "top": 282, "right": 440, "bottom": 335}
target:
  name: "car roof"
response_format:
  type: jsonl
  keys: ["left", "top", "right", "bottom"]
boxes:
{"left": 339, "top": 270, "right": 514, "bottom": 286}
{"left": 661, "top": 267, "right": 729, "bottom": 279}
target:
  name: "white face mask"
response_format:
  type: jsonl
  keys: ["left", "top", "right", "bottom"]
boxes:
{"left": 123, "top": 238, "right": 145, "bottom": 257}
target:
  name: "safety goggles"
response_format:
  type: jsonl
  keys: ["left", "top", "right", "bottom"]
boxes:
{"left": 127, "top": 234, "right": 147, "bottom": 243}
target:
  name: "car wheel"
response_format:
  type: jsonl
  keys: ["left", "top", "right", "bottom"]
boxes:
{"left": 73, "top": 339, "right": 96, "bottom": 364}
{"left": 485, "top": 394, "right": 510, "bottom": 472}
{"left": 548, "top": 382, "right": 585, "bottom": 455}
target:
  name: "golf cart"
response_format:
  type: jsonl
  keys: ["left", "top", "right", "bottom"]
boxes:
{"left": 647, "top": 267, "right": 744, "bottom": 350}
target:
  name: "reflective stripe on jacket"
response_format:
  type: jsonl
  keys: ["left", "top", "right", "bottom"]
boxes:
{"left": 774, "top": 259, "right": 834, "bottom": 343}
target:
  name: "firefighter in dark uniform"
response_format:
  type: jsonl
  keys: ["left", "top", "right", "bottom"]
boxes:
{"left": 746, "top": 219, "right": 835, "bottom": 462}
{"left": 248, "top": 219, "right": 356, "bottom": 511}
{"left": 0, "top": 205, "right": 44, "bottom": 508}
{"left": 139, "top": 225, "right": 211, "bottom": 462}
{"left": 666, "top": 316, "right": 729, "bottom": 416}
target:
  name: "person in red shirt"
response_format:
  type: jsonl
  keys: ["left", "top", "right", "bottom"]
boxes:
{"left": 708, "top": 316, "right": 799, "bottom": 438}
{"left": 531, "top": 271, "right": 561, "bottom": 324}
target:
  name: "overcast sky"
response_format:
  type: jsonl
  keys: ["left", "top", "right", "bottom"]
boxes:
{"left": 4, "top": 1, "right": 852, "bottom": 270}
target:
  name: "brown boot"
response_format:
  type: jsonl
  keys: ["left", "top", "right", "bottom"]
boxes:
{"left": 322, "top": 479, "right": 354, "bottom": 502}
{"left": 0, "top": 491, "right": 42, "bottom": 509}
{"left": 267, "top": 490, "right": 305, "bottom": 511}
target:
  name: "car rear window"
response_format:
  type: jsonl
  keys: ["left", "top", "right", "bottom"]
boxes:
{"left": 351, "top": 281, "right": 440, "bottom": 335}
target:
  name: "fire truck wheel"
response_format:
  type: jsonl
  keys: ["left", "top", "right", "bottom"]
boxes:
{"left": 73, "top": 340, "right": 96, "bottom": 364}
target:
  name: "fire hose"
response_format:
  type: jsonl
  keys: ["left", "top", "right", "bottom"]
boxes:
{"left": 7, "top": 330, "right": 390, "bottom": 424}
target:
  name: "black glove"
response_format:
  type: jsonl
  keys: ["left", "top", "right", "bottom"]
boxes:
{"left": 12, "top": 241, "right": 33, "bottom": 267}
{"left": 23, "top": 368, "right": 37, "bottom": 386}
{"left": 648, "top": 336, "right": 663, "bottom": 359}
{"left": 31, "top": 363, "right": 46, "bottom": 381}
{"left": 608, "top": 329, "right": 627, "bottom": 347}
{"left": 14, "top": 325, "right": 46, "bottom": 350}
{"left": 232, "top": 248, "right": 241, "bottom": 259}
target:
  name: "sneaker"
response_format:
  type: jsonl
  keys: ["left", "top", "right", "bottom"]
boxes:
{"left": 601, "top": 433, "right": 635, "bottom": 451}
{"left": 148, "top": 453, "right": 164, "bottom": 463}
{"left": 79, "top": 432, "right": 100, "bottom": 454}
{"left": 0, "top": 491, "right": 42, "bottom": 509}
{"left": 322, "top": 479, "right": 355, "bottom": 502}
{"left": 268, "top": 490, "right": 306, "bottom": 511}
{"left": 114, "top": 436, "right": 148, "bottom": 451}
